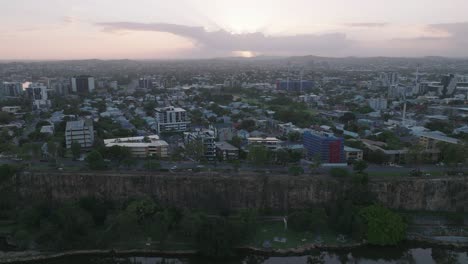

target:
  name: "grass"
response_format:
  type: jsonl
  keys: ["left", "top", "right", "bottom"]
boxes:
{"left": 247, "top": 221, "right": 349, "bottom": 249}
{"left": 0, "top": 221, "right": 16, "bottom": 235}
{"left": 110, "top": 236, "right": 195, "bottom": 251}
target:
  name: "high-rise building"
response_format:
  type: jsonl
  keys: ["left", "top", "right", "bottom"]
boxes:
{"left": 380, "top": 72, "right": 399, "bottom": 87}
{"left": 303, "top": 131, "right": 344, "bottom": 163}
{"left": 276, "top": 79, "right": 314, "bottom": 92}
{"left": 368, "top": 98, "right": 388, "bottom": 111}
{"left": 184, "top": 128, "right": 216, "bottom": 161}
{"left": 440, "top": 74, "right": 457, "bottom": 97}
{"left": 71, "top": 76, "right": 95, "bottom": 95}
{"left": 0, "top": 82, "right": 23, "bottom": 97}
{"left": 26, "top": 83, "right": 50, "bottom": 109}
{"left": 65, "top": 119, "right": 94, "bottom": 149}
{"left": 154, "top": 106, "right": 189, "bottom": 133}
{"left": 49, "top": 78, "right": 71, "bottom": 95}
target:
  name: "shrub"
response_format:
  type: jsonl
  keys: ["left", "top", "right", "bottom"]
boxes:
{"left": 329, "top": 167, "right": 349, "bottom": 178}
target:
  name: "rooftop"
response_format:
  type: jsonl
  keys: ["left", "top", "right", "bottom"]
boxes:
{"left": 344, "top": 146, "right": 362, "bottom": 152}
{"left": 215, "top": 141, "right": 239, "bottom": 151}
{"left": 66, "top": 120, "right": 85, "bottom": 130}
{"left": 103, "top": 135, "right": 160, "bottom": 144}
{"left": 417, "top": 132, "right": 459, "bottom": 144}
{"left": 105, "top": 141, "right": 168, "bottom": 148}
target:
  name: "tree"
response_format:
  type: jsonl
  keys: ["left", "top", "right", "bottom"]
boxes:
{"left": 106, "top": 145, "right": 132, "bottom": 162}
{"left": 144, "top": 160, "right": 161, "bottom": 171}
{"left": 288, "top": 165, "right": 304, "bottom": 176}
{"left": 231, "top": 160, "right": 241, "bottom": 172}
{"left": 309, "top": 153, "right": 322, "bottom": 175}
{"left": 426, "top": 120, "right": 454, "bottom": 135}
{"left": 239, "top": 119, "right": 256, "bottom": 132}
{"left": 247, "top": 145, "right": 271, "bottom": 166}
{"left": 405, "top": 143, "right": 424, "bottom": 168}
{"left": 79, "top": 197, "right": 110, "bottom": 226}
{"left": 329, "top": 167, "right": 349, "bottom": 178}
{"left": 229, "top": 136, "right": 242, "bottom": 148}
{"left": 0, "top": 164, "right": 16, "bottom": 183}
{"left": 121, "top": 158, "right": 137, "bottom": 168}
{"left": 196, "top": 217, "right": 240, "bottom": 257}
{"left": 47, "top": 140, "right": 57, "bottom": 158}
{"left": 180, "top": 211, "right": 205, "bottom": 239}
{"left": 359, "top": 205, "right": 407, "bottom": 245}
{"left": 339, "top": 112, "right": 356, "bottom": 124}
{"left": 287, "top": 131, "right": 301, "bottom": 142}
{"left": 237, "top": 209, "right": 258, "bottom": 238}
{"left": 85, "top": 150, "right": 106, "bottom": 170}
{"left": 437, "top": 142, "right": 467, "bottom": 167}
{"left": 185, "top": 140, "right": 206, "bottom": 162}
{"left": 288, "top": 209, "right": 327, "bottom": 233}
{"left": 275, "top": 149, "right": 290, "bottom": 165}
{"left": 0, "top": 111, "right": 14, "bottom": 124}
{"left": 71, "top": 141, "right": 81, "bottom": 160}
{"left": 365, "top": 149, "right": 387, "bottom": 164}
{"left": 353, "top": 160, "right": 368, "bottom": 173}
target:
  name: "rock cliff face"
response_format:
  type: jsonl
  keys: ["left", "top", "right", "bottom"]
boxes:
{"left": 15, "top": 172, "right": 468, "bottom": 212}
{"left": 370, "top": 178, "right": 468, "bottom": 211}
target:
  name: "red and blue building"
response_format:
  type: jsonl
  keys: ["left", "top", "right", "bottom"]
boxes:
{"left": 303, "top": 131, "right": 344, "bottom": 163}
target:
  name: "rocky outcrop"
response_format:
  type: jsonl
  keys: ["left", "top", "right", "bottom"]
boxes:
{"left": 370, "top": 177, "right": 468, "bottom": 211}
{"left": 15, "top": 172, "right": 468, "bottom": 212}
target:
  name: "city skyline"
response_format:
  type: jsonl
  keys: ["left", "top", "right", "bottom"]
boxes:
{"left": 2, "top": 0, "right": 468, "bottom": 59}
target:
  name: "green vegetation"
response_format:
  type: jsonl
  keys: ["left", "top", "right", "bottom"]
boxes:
{"left": 85, "top": 150, "right": 106, "bottom": 170}
{"left": 144, "top": 160, "right": 161, "bottom": 171}
{"left": 437, "top": 141, "right": 468, "bottom": 167}
{"left": 329, "top": 167, "right": 350, "bottom": 178}
{"left": 10, "top": 197, "right": 261, "bottom": 257}
{"left": 288, "top": 165, "right": 304, "bottom": 176}
{"left": 425, "top": 120, "right": 454, "bottom": 135}
{"left": 0, "top": 111, "right": 15, "bottom": 124}
{"left": 185, "top": 140, "right": 206, "bottom": 162}
{"left": 359, "top": 205, "right": 407, "bottom": 245}
{"left": 288, "top": 209, "right": 327, "bottom": 232}
{"left": 352, "top": 160, "right": 368, "bottom": 173}
{"left": 372, "top": 131, "right": 405, "bottom": 150}
{"left": 247, "top": 145, "right": 271, "bottom": 166}
{"left": 0, "top": 163, "right": 409, "bottom": 255}
{"left": 71, "top": 141, "right": 81, "bottom": 160}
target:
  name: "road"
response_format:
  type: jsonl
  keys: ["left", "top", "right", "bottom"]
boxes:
{"left": 1, "top": 157, "right": 466, "bottom": 177}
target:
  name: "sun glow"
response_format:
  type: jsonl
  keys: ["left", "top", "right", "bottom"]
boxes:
{"left": 233, "top": 50, "right": 256, "bottom": 58}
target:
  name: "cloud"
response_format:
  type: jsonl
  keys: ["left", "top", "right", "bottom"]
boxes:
{"left": 95, "top": 21, "right": 351, "bottom": 56}
{"left": 386, "top": 22, "right": 468, "bottom": 57}
{"left": 345, "top": 22, "right": 388, "bottom": 28}
{"left": 63, "top": 16, "right": 80, "bottom": 25}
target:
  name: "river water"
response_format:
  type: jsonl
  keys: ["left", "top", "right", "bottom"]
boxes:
{"left": 34, "top": 245, "right": 468, "bottom": 264}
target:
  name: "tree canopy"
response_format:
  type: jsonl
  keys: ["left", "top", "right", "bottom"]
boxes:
{"left": 359, "top": 205, "right": 407, "bottom": 245}
{"left": 85, "top": 150, "right": 106, "bottom": 170}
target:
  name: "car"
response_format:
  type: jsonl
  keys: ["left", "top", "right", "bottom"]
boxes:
{"left": 170, "top": 165, "right": 178, "bottom": 170}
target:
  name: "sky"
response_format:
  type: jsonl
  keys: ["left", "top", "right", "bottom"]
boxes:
{"left": 1, "top": 0, "right": 468, "bottom": 60}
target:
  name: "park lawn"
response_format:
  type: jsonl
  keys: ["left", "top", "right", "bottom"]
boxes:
{"left": 247, "top": 221, "right": 346, "bottom": 249}
{"left": 0, "top": 221, "right": 16, "bottom": 235}
{"left": 109, "top": 232, "right": 195, "bottom": 251}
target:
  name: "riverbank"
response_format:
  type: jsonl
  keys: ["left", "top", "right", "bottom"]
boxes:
{"left": 1, "top": 237, "right": 467, "bottom": 264}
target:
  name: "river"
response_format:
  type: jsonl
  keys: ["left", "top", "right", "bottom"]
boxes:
{"left": 26, "top": 244, "right": 468, "bottom": 264}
